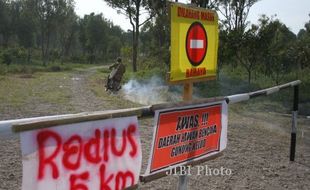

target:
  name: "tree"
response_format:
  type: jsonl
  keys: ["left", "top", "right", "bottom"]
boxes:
{"left": 139, "top": 0, "right": 170, "bottom": 67}
{"left": 268, "top": 28, "right": 295, "bottom": 84}
{"left": 294, "top": 15, "right": 310, "bottom": 70}
{"left": 29, "top": 0, "right": 76, "bottom": 65}
{"left": 103, "top": 0, "right": 155, "bottom": 72}
{"left": 33, "top": 0, "right": 56, "bottom": 65}
{"left": 79, "top": 13, "right": 108, "bottom": 64}
{"left": 190, "top": 0, "right": 218, "bottom": 9}
{"left": 55, "top": 0, "right": 77, "bottom": 63}
{"left": 0, "top": 0, "right": 13, "bottom": 47}
{"left": 17, "top": 0, "right": 37, "bottom": 64}
{"left": 217, "top": 0, "right": 260, "bottom": 33}
{"left": 217, "top": 27, "right": 236, "bottom": 78}
{"left": 236, "top": 25, "right": 261, "bottom": 84}
{"left": 256, "top": 16, "right": 296, "bottom": 84}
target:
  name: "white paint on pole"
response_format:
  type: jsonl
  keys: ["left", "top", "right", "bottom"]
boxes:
{"left": 227, "top": 94, "right": 250, "bottom": 104}
{"left": 190, "top": 39, "right": 204, "bottom": 49}
{"left": 20, "top": 116, "right": 142, "bottom": 190}
{"left": 178, "top": 175, "right": 188, "bottom": 190}
{"left": 290, "top": 80, "right": 301, "bottom": 87}
{"left": 266, "top": 87, "right": 279, "bottom": 95}
{"left": 292, "top": 111, "right": 298, "bottom": 133}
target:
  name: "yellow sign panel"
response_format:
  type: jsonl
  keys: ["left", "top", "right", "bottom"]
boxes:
{"left": 170, "top": 3, "right": 219, "bottom": 82}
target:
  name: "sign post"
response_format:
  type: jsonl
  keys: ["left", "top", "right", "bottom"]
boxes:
{"left": 183, "top": 83, "right": 193, "bottom": 101}
{"left": 168, "top": 2, "right": 219, "bottom": 189}
{"left": 180, "top": 82, "right": 192, "bottom": 190}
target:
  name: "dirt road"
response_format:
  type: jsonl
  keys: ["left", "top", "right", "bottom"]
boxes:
{"left": 0, "top": 66, "right": 309, "bottom": 189}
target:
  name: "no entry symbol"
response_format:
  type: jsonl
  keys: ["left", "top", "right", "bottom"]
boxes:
{"left": 186, "top": 22, "right": 208, "bottom": 66}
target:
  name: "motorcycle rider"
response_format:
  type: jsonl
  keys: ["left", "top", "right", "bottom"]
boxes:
{"left": 105, "top": 57, "right": 126, "bottom": 91}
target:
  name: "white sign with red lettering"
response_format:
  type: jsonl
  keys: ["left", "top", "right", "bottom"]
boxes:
{"left": 20, "top": 116, "right": 141, "bottom": 190}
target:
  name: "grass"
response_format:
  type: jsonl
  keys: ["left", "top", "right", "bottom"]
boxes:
{"left": 0, "top": 59, "right": 309, "bottom": 116}
{"left": 0, "top": 62, "right": 102, "bottom": 76}
{"left": 0, "top": 72, "right": 73, "bottom": 111}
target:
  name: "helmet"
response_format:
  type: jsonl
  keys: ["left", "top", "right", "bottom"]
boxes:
{"left": 116, "top": 57, "right": 122, "bottom": 63}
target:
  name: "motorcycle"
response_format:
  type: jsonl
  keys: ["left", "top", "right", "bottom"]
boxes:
{"left": 105, "top": 60, "right": 125, "bottom": 93}
{"left": 105, "top": 75, "right": 121, "bottom": 92}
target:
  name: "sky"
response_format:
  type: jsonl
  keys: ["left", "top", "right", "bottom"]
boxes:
{"left": 75, "top": 0, "right": 310, "bottom": 34}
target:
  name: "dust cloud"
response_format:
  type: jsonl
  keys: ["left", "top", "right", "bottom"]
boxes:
{"left": 121, "top": 76, "right": 181, "bottom": 105}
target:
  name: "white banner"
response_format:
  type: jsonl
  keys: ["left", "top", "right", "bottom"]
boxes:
{"left": 20, "top": 116, "right": 141, "bottom": 190}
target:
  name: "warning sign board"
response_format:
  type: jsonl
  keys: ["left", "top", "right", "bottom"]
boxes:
{"left": 170, "top": 3, "right": 219, "bottom": 82}
{"left": 145, "top": 101, "right": 227, "bottom": 175}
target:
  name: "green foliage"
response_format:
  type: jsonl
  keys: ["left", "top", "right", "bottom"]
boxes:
{"left": 103, "top": 0, "right": 157, "bottom": 72}
{"left": 123, "top": 67, "right": 165, "bottom": 82}
{"left": 218, "top": 14, "right": 306, "bottom": 85}
{"left": 197, "top": 64, "right": 310, "bottom": 115}
{"left": 139, "top": 1, "right": 170, "bottom": 69}
{"left": 121, "top": 46, "right": 132, "bottom": 61}
{"left": 294, "top": 16, "right": 310, "bottom": 69}
{"left": 79, "top": 13, "right": 125, "bottom": 64}
{"left": 217, "top": 0, "right": 260, "bottom": 32}
{"left": 0, "top": 47, "right": 31, "bottom": 65}
{"left": 1, "top": 50, "right": 12, "bottom": 66}
{"left": 255, "top": 16, "right": 297, "bottom": 84}
{"left": 0, "top": 0, "right": 133, "bottom": 66}
{"left": 0, "top": 62, "right": 96, "bottom": 76}
{"left": 120, "top": 57, "right": 168, "bottom": 82}
{"left": 0, "top": 0, "right": 308, "bottom": 114}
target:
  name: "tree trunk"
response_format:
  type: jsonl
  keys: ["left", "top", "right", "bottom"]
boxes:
{"left": 132, "top": 29, "right": 139, "bottom": 72}
{"left": 247, "top": 68, "right": 251, "bottom": 84}
{"left": 132, "top": 32, "right": 138, "bottom": 72}
{"left": 41, "top": 35, "right": 46, "bottom": 66}
{"left": 3, "top": 33, "right": 9, "bottom": 48}
{"left": 132, "top": 3, "right": 140, "bottom": 72}
{"left": 41, "top": 24, "right": 47, "bottom": 66}
{"left": 27, "top": 48, "right": 31, "bottom": 64}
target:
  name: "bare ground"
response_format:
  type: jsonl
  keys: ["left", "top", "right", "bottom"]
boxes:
{"left": 0, "top": 67, "right": 309, "bottom": 190}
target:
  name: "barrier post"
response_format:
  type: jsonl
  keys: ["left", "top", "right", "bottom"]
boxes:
{"left": 177, "top": 82, "right": 193, "bottom": 190}
{"left": 178, "top": 175, "right": 189, "bottom": 190}
{"left": 290, "top": 85, "right": 299, "bottom": 161}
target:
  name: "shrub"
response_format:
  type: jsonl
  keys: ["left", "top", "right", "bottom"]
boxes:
{"left": 48, "top": 65, "right": 62, "bottom": 72}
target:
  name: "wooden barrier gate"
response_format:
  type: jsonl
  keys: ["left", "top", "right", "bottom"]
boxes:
{"left": 0, "top": 80, "right": 301, "bottom": 190}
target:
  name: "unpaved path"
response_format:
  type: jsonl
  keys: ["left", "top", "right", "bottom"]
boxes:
{"left": 69, "top": 66, "right": 109, "bottom": 112}
{"left": 67, "top": 65, "right": 137, "bottom": 112}
{"left": 0, "top": 66, "right": 309, "bottom": 190}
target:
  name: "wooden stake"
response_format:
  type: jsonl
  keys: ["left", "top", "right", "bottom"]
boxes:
{"left": 183, "top": 83, "right": 193, "bottom": 101}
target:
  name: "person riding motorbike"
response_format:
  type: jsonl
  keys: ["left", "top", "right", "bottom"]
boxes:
{"left": 105, "top": 57, "right": 126, "bottom": 92}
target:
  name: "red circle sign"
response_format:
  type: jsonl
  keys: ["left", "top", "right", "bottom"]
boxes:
{"left": 186, "top": 22, "right": 208, "bottom": 66}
